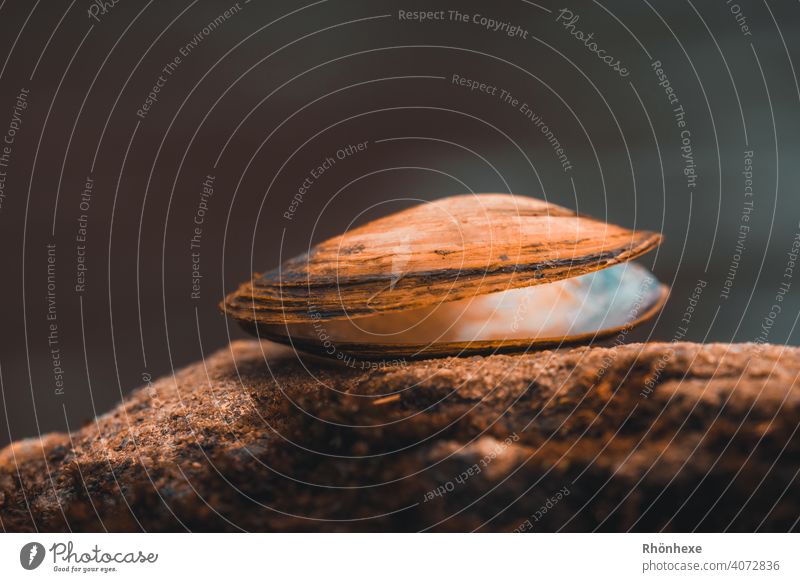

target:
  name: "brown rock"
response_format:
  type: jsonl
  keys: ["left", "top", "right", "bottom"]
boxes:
{"left": 1, "top": 341, "right": 799, "bottom": 532}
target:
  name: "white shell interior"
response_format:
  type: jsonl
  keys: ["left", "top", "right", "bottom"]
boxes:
{"left": 269, "top": 262, "right": 664, "bottom": 346}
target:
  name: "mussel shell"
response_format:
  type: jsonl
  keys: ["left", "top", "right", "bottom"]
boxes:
{"left": 237, "top": 262, "right": 668, "bottom": 359}
{"left": 222, "top": 194, "right": 663, "bottom": 328}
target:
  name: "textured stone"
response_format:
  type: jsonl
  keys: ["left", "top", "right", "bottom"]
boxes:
{"left": 1, "top": 341, "right": 798, "bottom": 532}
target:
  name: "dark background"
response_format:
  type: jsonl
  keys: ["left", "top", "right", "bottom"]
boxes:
{"left": 0, "top": 0, "right": 798, "bottom": 447}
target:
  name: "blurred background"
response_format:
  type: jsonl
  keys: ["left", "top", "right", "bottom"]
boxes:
{"left": 0, "top": 0, "right": 798, "bottom": 447}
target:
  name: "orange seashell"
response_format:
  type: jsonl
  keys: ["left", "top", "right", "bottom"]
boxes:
{"left": 221, "top": 194, "right": 667, "bottom": 359}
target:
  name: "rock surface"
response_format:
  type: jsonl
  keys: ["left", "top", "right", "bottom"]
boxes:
{"left": 1, "top": 340, "right": 799, "bottom": 532}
